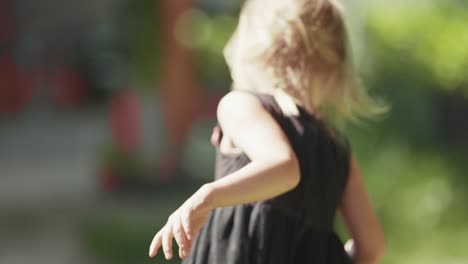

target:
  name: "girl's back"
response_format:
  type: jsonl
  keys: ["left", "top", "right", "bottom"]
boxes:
{"left": 183, "top": 92, "right": 352, "bottom": 264}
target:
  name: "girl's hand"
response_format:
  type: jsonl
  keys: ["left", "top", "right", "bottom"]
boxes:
{"left": 148, "top": 184, "right": 214, "bottom": 260}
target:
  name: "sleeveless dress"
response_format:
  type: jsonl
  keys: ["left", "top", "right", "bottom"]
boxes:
{"left": 182, "top": 93, "right": 352, "bottom": 264}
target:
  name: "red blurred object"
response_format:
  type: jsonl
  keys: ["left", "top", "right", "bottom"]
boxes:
{"left": 157, "top": 155, "right": 177, "bottom": 183}
{"left": 99, "top": 168, "right": 122, "bottom": 192}
{"left": 0, "top": 54, "right": 35, "bottom": 114}
{"left": 195, "top": 93, "right": 223, "bottom": 123}
{"left": 49, "top": 68, "right": 87, "bottom": 106}
{"left": 0, "top": 1, "right": 25, "bottom": 115}
{"left": 108, "top": 90, "right": 143, "bottom": 152}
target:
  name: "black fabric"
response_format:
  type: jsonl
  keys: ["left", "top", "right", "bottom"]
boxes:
{"left": 183, "top": 93, "right": 352, "bottom": 264}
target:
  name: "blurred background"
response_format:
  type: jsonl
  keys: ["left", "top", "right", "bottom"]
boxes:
{"left": 0, "top": 0, "right": 467, "bottom": 263}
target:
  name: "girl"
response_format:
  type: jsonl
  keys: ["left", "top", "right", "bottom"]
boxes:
{"left": 149, "top": 0, "right": 386, "bottom": 263}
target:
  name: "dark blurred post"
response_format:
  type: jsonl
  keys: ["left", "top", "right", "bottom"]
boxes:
{"left": 159, "top": 0, "right": 201, "bottom": 182}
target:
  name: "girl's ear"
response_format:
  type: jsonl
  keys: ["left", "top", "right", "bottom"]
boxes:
{"left": 210, "top": 125, "right": 222, "bottom": 147}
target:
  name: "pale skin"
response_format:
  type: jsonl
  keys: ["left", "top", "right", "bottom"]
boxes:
{"left": 340, "top": 156, "right": 386, "bottom": 263}
{"left": 148, "top": 91, "right": 385, "bottom": 263}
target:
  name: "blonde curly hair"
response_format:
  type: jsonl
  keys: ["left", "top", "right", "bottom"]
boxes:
{"left": 224, "top": 0, "right": 387, "bottom": 121}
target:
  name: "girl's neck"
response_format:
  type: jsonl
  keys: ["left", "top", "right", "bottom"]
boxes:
{"left": 272, "top": 89, "right": 322, "bottom": 120}
{"left": 233, "top": 85, "right": 322, "bottom": 120}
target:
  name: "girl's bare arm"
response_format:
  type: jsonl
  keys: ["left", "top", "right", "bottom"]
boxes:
{"left": 339, "top": 156, "right": 386, "bottom": 264}
{"left": 206, "top": 91, "right": 301, "bottom": 208}
{"left": 149, "top": 91, "right": 300, "bottom": 260}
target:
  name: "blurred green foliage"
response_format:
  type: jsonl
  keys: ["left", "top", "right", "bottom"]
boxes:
{"left": 349, "top": 1, "right": 468, "bottom": 263}
{"left": 368, "top": 1, "right": 468, "bottom": 93}
{"left": 116, "top": 0, "right": 160, "bottom": 85}
{"left": 362, "top": 1, "right": 468, "bottom": 147}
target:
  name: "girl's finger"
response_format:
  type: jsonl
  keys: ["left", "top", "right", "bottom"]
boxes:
{"left": 149, "top": 231, "right": 162, "bottom": 257}
{"left": 179, "top": 247, "right": 183, "bottom": 260}
{"left": 181, "top": 209, "right": 193, "bottom": 240}
{"left": 162, "top": 226, "right": 174, "bottom": 260}
{"left": 172, "top": 217, "right": 189, "bottom": 257}
{"left": 179, "top": 238, "right": 193, "bottom": 260}
{"left": 185, "top": 238, "right": 193, "bottom": 258}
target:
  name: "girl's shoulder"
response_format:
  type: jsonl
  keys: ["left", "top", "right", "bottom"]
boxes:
{"left": 214, "top": 91, "right": 351, "bottom": 158}
{"left": 217, "top": 91, "right": 264, "bottom": 117}
{"left": 216, "top": 90, "right": 283, "bottom": 128}
{"left": 211, "top": 91, "right": 277, "bottom": 148}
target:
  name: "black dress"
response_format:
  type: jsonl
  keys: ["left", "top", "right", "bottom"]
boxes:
{"left": 183, "top": 93, "right": 352, "bottom": 264}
